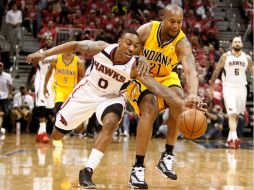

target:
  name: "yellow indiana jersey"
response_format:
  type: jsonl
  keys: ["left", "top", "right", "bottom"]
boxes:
{"left": 143, "top": 21, "right": 186, "bottom": 77}
{"left": 54, "top": 54, "right": 78, "bottom": 87}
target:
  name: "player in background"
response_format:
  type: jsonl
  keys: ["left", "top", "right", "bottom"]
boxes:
{"left": 27, "top": 35, "right": 55, "bottom": 143}
{"left": 210, "top": 36, "right": 253, "bottom": 149}
{"left": 126, "top": 4, "right": 201, "bottom": 188}
{"left": 42, "top": 52, "right": 85, "bottom": 147}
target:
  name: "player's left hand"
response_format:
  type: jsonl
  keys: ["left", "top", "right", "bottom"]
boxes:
{"left": 26, "top": 52, "right": 46, "bottom": 64}
{"left": 137, "top": 56, "right": 150, "bottom": 77}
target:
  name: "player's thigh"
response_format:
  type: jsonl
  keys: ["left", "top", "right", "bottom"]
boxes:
{"left": 54, "top": 86, "right": 73, "bottom": 103}
{"left": 55, "top": 90, "right": 99, "bottom": 131}
{"left": 96, "top": 96, "right": 125, "bottom": 126}
{"left": 237, "top": 86, "right": 247, "bottom": 115}
{"left": 223, "top": 87, "right": 237, "bottom": 114}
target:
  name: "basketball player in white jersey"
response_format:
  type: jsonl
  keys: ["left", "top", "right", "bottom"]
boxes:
{"left": 210, "top": 37, "right": 253, "bottom": 149}
{"left": 26, "top": 29, "right": 151, "bottom": 188}
{"left": 27, "top": 35, "right": 56, "bottom": 143}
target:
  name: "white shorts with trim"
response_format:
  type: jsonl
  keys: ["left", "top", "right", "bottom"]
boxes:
{"left": 55, "top": 80, "right": 125, "bottom": 131}
{"left": 223, "top": 85, "right": 247, "bottom": 115}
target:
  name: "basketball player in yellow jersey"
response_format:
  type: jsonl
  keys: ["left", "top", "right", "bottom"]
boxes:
{"left": 44, "top": 53, "right": 85, "bottom": 112}
{"left": 127, "top": 4, "right": 202, "bottom": 189}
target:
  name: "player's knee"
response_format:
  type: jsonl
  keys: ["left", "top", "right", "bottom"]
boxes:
{"left": 52, "top": 126, "right": 71, "bottom": 140}
{"left": 142, "top": 107, "right": 158, "bottom": 120}
{"left": 102, "top": 113, "right": 120, "bottom": 131}
{"left": 140, "top": 95, "right": 158, "bottom": 119}
{"left": 229, "top": 113, "right": 237, "bottom": 119}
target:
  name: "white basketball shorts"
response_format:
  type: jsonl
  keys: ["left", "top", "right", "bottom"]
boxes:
{"left": 35, "top": 76, "right": 55, "bottom": 109}
{"left": 55, "top": 80, "right": 125, "bottom": 131}
{"left": 223, "top": 85, "right": 247, "bottom": 115}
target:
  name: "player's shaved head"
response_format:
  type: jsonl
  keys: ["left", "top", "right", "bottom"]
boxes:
{"left": 163, "top": 4, "right": 183, "bottom": 16}
{"left": 121, "top": 29, "right": 139, "bottom": 38}
{"left": 161, "top": 4, "right": 183, "bottom": 37}
{"left": 232, "top": 36, "right": 242, "bottom": 43}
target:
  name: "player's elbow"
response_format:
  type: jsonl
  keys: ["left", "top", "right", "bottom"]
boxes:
{"left": 70, "top": 41, "right": 79, "bottom": 52}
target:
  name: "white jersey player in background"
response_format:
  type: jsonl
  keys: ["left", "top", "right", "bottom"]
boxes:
{"left": 210, "top": 36, "right": 253, "bottom": 149}
{"left": 27, "top": 35, "right": 55, "bottom": 143}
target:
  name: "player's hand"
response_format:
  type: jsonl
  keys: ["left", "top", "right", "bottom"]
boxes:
{"left": 26, "top": 52, "right": 46, "bottom": 64}
{"left": 43, "top": 88, "right": 49, "bottom": 98}
{"left": 184, "top": 94, "right": 207, "bottom": 112}
{"left": 137, "top": 56, "right": 150, "bottom": 77}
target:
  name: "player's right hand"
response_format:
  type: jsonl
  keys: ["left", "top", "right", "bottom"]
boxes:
{"left": 44, "top": 88, "right": 49, "bottom": 98}
{"left": 26, "top": 52, "right": 46, "bottom": 64}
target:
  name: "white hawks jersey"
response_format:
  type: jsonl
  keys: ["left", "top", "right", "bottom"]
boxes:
{"left": 222, "top": 51, "right": 248, "bottom": 87}
{"left": 34, "top": 49, "right": 55, "bottom": 82}
{"left": 85, "top": 44, "right": 136, "bottom": 95}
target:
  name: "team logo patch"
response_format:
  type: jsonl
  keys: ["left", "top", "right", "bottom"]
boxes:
{"left": 126, "top": 81, "right": 141, "bottom": 102}
{"left": 60, "top": 114, "right": 67, "bottom": 126}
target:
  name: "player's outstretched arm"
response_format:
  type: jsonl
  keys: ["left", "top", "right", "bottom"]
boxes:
{"left": 176, "top": 37, "right": 198, "bottom": 96}
{"left": 27, "top": 40, "right": 109, "bottom": 63}
{"left": 136, "top": 75, "right": 184, "bottom": 108}
{"left": 176, "top": 37, "right": 202, "bottom": 107}
{"left": 209, "top": 53, "right": 226, "bottom": 98}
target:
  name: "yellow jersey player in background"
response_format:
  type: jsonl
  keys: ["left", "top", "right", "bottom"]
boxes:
{"left": 43, "top": 53, "right": 84, "bottom": 149}
{"left": 127, "top": 4, "right": 202, "bottom": 189}
{"left": 44, "top": 53, "right": 85, "bottom": 112}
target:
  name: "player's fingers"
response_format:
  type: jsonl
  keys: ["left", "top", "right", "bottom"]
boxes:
{"left": 196, "top": 106, "right": 207, "bottom": 113}
{"left": 138, "top": 63, "right": 145, "bottom": 76}
{"left": 137, "top": 61, "right": 142, "bottom": 72}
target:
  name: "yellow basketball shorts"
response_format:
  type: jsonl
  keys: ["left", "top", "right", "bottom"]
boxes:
{"left": 126, "top": 72, "right": 182, "bottom": 116}
{"left": 53, "top": 85, "right": 74, "bottom": 103}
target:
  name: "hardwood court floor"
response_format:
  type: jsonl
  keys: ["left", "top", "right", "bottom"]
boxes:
{"left": 0, "top": 134, "right": 253, "bottom": 190}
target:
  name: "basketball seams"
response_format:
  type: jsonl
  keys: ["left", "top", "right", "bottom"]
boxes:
{"left": 183, "top": 113, "right": 190, "bottom": 138}
{"left": 190, "top": 109, "right": 196, "bottom": 138}
{"left": 193, "top": 114, "right": 207, "bottom": 133}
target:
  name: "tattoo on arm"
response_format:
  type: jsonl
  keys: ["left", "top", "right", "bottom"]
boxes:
{"left": 137, "top": 76, "right": 184, "bottom": 107}
{"left": 77, "top": 41, "right": 108, "bottom": 55}
{"left": 210, "top": 54, "right": 226, "bottom": 84}
{"left": 247, "top": 55, "right": 254, "bottom": 77}
{"left": 177, "top": 38, "right": 198, "bottom": 94}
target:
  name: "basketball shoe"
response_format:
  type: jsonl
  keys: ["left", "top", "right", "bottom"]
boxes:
{"left": 156, "top": 152, "right": 177, "bottom": 180}
{"left": 226, "top": 139, "right": 241, "bottom": 149}
{"left": 128, "top": 166, "right": 148, "bottom": 189}
{"left": 36, "top": 133, "right": 50, "bottom": 143}
{"left": 79, "top": 167, "right": 96, "bottom": 189}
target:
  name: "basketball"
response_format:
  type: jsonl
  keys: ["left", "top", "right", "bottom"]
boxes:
{"left": 177, "top": 109, "right": 207, "bottom": 139}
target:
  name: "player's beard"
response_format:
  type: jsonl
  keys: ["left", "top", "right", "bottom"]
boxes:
{"left": 233, "top": 47, "right": 241, "bottom": 52}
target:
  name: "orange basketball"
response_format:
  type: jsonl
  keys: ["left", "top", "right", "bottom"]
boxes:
{"left": 177, "top": 109, "right": 207, "bottom": 139}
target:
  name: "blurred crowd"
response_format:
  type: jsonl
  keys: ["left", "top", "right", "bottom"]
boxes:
{"left": 0, "top": 0, "right": 253, "bottom": 140}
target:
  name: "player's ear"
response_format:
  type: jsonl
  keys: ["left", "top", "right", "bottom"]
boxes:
{"left": 118, "top": 38, "right": 121, "bottom": 44}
